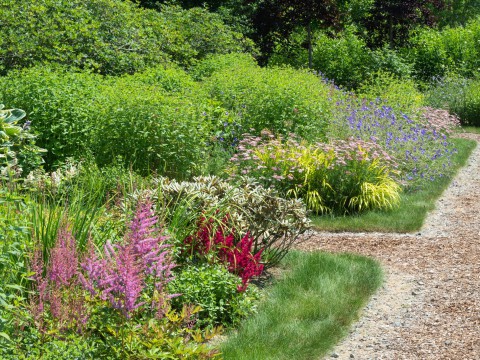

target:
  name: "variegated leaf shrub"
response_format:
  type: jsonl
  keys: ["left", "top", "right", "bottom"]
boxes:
{"left": 140, "top": 175, "right": 311, "bottom": 269}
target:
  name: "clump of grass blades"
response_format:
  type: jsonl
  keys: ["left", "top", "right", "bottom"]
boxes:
{"left": 230, "top": 134, "right": 401, "bottom": 215}
{"left": 221, "top": 251, "right": 383, "bottom": 359}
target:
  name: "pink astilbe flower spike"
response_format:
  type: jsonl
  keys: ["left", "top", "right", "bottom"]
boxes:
{"left": 29, "top": 248, "right": 48, "bottom": 330}
{"left": 48, "top": 227, "right": 78, "bottom": 286}
{"left": 80, "top": 200, "right": 176, "bottom": 319}
{"left": 29, "top": 227, "right": 89, "bottom": 333}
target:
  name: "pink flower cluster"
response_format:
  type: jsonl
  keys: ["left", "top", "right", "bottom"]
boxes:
{"left": 30, "top": 228, "right": 89, "bottom": 333}
{"left": 79, "top": 201, "right": 176, "bottom": 318}
{"left": 185, "top": 215, "right": 264, "bottom": 292}
{"left": 315, "top": 137, "right": 397, "bottom": 168}
{"left": 230, "top": 132, "right": 397, "bottom": 187}
{"left": 421, "top": 107, "right": 461, "bottom": 134}
{"left": 30, "top": 201, "right": 177, "bottom": 328}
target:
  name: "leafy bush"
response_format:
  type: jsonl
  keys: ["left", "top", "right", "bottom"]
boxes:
{"left": 190, "top": 53, "right": 258, "bottom": 81}
{"left": 158, "top": 5, "right": 254, "bottom": 68}
{"left": 0, "top": 0, "right": 250, "bottom": 75}
{"left": 148, "top": 175, "right": 311, "bottom": 268}
{"left": 230, "top": 132, "right": 401, "bottom": 214}
{"left": 370, "top": 47, "right": 413, "bottom": 80}
{"left": 356, "top": 72, "right": 425, "bottom": 115}
{"left": 0, "top": 67, "right": 104, "bottom": 168}
{"left": 169, "top": 264, "right": 259, "bottom": 328}
{"left": 204, "top": 62, "right": 335, "bottom": 141}
{"left": 311, "top": 29, "right": 373, "bottom": 89}
{"left": 0, "top": 105, "right": 45, "bottom": 179}
{"left": 409, "top": 18, "right": 480, "bottom": 82}
{"left": 0, "top": 65, "right": 217, "bottom": 177}
{"left": 269, "top": 28, "right": 412, "bottom": 89}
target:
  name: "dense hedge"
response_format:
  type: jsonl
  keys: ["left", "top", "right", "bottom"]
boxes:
{"left": 202, "top": 54, "right": 336, "bottom": 141}
{"left": 1, "top": 57, "right": 340, "bottom": 176}
{"left": 0, "top": 65, "right": 215, "bottom": 177}
{"left": 0, "top": 0, "right": 251, "bottom": 75}
{"left": 269, "top": 28, "right": 412, "bottom": 89}
{"left": 409, "top": 17, "right": 480, "bottom": 82}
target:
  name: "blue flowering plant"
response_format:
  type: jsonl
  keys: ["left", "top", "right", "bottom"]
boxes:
{"left": 330, "top": 98, "right": 461, "bottom": 189}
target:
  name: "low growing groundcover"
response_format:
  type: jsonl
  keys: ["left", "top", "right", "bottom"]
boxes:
{"left": 221, "top": 251, "right": 383, "bottom": 359}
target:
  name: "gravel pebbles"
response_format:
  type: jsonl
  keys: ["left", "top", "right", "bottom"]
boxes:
{"left": 295, "top": 133, "right": 480, "bottom": 359}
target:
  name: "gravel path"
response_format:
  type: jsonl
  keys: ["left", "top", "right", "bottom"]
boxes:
{"left": 295, "top": 133, "right": 480, "bottom": 359}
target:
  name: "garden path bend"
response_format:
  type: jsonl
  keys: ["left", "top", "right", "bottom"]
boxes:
{"left": 296, "top": 132, "right": 480, "bottom": 359}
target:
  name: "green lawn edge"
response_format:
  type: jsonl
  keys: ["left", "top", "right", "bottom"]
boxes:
{"left": 221, "top": 251, "right": 383, "bottom": 359}
{"left": 310, "top": 137, "right": 477, "bottom": 233}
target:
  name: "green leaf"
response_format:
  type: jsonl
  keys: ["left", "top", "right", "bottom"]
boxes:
{"left": 0, "top": 332, "right": 11, "bottom": 342}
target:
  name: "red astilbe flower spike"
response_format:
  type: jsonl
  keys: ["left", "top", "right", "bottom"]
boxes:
{"left": 225, "top": 232, "right": 264, "bottom": 292}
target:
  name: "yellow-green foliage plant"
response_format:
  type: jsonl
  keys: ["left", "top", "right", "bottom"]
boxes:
{"left": 230, "top": 131, "right": 401, "bottom": 215}
{"left": 356, "top": 71, "right": 425, "bottom": 117}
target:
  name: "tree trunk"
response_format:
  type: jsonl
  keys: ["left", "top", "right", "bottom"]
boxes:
{"left": 307, "top": 21, "right": 313, "bottom": 69}
{"left": 388, "top": 18, "right": 394, "bottom": 48}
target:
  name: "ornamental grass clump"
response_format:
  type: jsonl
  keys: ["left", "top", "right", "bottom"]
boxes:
{"left": 332, "top": 98, "right": 460, "bottom": 188}
{"left": 230, "top": 131, "right": 401, "bottom": 215}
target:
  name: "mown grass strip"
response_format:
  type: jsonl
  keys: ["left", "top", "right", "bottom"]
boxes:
{"left": 311, "top": 137, "right": 476, "bottom": 232}
{"left": 221, "top": 251, "right": 383, "bottom": 360}
{"left": 461, "top": 126, "right": 480, "bottom": 134}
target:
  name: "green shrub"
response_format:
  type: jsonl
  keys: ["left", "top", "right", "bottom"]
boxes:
{"left": 269, "top": 28, "right": 412, "bottom": 89}
{"left": 204, "top": 62, "right": 335, "bottom": 141}
{"left": 190, "top": 53, "right": 258, "bottom": 81}
{"left": 370, "top": 47, "right": 413, "bottom": 80}
{"left": 427, "top": 75, "right": 480, "bottom": 126}
{"left": 460, "top": 79, "right": 480, "bottom": 126}
{"left": 409, "top": 18, "right": 480, "bottom": 82}
{"left": 0, "top": 66, "right": 103, "bottom": 167}
{"left": 0, "top": 0, "right": 250, "bottom": 75}
{"left": 0, "top": 65, "right": 216, "bottom": 177}
{"left": 311, "top": 29, "right": 373, "bottom": 89}
{"left": 92, "top": 74, "right": 212, "bottom": 178}
{"left": 169, "top": 264, "right": 259, "bottom": 328}
{"left": 356, "top": 72, "right": 425, "bottom": 116}
{"left": 158, "top": 5, "right": 254, "bottom": 68}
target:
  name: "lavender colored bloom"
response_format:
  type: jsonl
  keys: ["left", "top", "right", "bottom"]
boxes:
{"left": 80, "top": 200, "right": 176, "bottom": 319}
{"left": 48, "top": 228, "right": 78, "bottom": 286}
